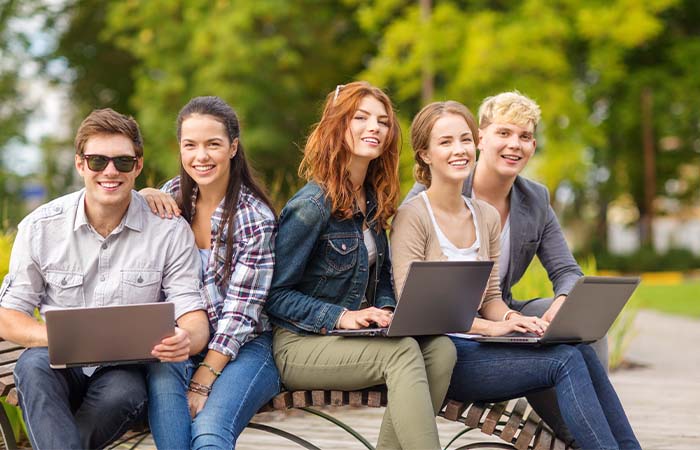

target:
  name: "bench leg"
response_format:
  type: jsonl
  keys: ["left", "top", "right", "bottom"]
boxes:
{"left": 0, "top": 405, "right": 18, "bottom": 450}
{"left": 452, "top": 444, "right": 515, "bottom": 450}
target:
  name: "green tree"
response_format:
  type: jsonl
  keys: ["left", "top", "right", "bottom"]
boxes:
{"left": 102, "top": 0, "right": 373, "bottom": 194}
{"left": 0, "top": 0, "right": 35, "bottom": 226}
{"left": 358, "top": 0, "right": 684, "bottom": 253}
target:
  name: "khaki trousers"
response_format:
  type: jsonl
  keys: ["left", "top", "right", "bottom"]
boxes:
{"left": 273, "top": 327, "right": 456, "bottom": 450}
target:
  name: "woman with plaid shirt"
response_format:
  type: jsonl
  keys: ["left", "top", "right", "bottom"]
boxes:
{"left": 141, "top": 96, "right": 280, "bottom": 449}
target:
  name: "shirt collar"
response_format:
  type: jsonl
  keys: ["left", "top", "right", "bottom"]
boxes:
{"left": 73, "top": 190, "right": 143, "bottom": 233}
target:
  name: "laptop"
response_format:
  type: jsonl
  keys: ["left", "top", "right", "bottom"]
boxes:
{"left": 467, "top": 276, "right": 640, "bottom": 344}
{"left": 326, "top": 260, "right": 493, "bottom": 337}
{"left": 46, "top": 302, "right": 175, "bottom": 368}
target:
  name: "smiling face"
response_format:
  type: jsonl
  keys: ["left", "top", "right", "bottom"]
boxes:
{"left": 75, "top": 133, "right": 143, "bottom": 212}
{"left": 179, "top": 114, "right": 237, "bottom": 194}
{"left": 420, "top": 113, "right": 477, "bottom": 186}
{"left": 478, "top": 121, "right": 536, "bottom": 178}
{"left": 344, "top": 95, "right": 390, "bottom": 164}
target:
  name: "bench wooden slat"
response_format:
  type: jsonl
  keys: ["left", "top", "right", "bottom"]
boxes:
{"left": 533, "top": 426, "right": 553, "bottom": 450}
{"left": 464, "top": 402, "right": 486, "bottom": 428}
{"left": 481, "top": 400, "right": 507, "bottom": 435}
{"left": 514, "top": 409, "right": 541, "bottom": 450}
{"left": 292, "top": 390, "right": 312, "bottom": 407}
{"left": 367, "top": 390, "right": 383, "bottom": 407}
{"left": 442, "top": 399, "right": 468, "bottom": 421}
{"left": 0, "top": 349, "right": 23, "bottom": 365}
{"left": 552, "top": 437, "right": 568, "bottom": 450}
{"left": 311, "top": 390, "right": 329, "bottom": 406}
{"left": 271, "top": 391, "right": 292, "bottom": 410}
{"left": 0, "top": 341, "right": 23, "bottom": 353}
{"left": 330, "top": 390, "right": 346, "bottom": 406}
{"left": 500, "top": 398, "right": 528, "bottom": 442}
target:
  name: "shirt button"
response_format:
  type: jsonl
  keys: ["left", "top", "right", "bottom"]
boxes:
{"left": 60, "top": 278, "right": 67, "bottom": 286}
{"left": 341, "top": 244, "right": 347, "bottom": 251}
{"left": 101, "top": 243, "right": 108, "bottom": 250}
{"left": 137, "top": 276, "right": 143, "bottom": 283}
{"left": 100, "top": 276, "right": 105, "bottom": 282}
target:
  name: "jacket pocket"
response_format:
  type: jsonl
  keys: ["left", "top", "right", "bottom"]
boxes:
{"left": 121, "top": 269, "right": 162, "bottom": 303}
{"left": 323, "top": 235, "right": 359, "bottom": 273}
{"left": 45, "top": 270, "right": 85, "bottom": 307}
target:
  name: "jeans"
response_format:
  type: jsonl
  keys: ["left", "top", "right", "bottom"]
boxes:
{"left": 274, "top": 327, "right": 456, "bottom": 450}
{"left": 510, "top": 296, "right": 610, "bottom": 444}
{"left": 14, "top": 347, "right": 147, "bottom": 450}
{"left": 147, "top": 331, "right": 280, "bottom": 449}
{"left": 448, "top": 338, "right": 640, "bottom": 450}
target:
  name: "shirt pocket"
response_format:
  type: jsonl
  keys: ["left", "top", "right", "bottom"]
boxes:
{"left": 121, "top": 269, "right": 162, "bottom": 303}
{"left": 45, "top": 270, "right": 85, "bottom": 307}
{"left": 323, "top": 235, "right": 359, "bottom": 274}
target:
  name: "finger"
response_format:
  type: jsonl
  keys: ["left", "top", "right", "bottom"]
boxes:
{"left": 166, "top": 198, "right": 181, "bottom": 217}
{"left": 145, "top": 196, "right": 160, "bottom": 215}
{"left": 154, "top": 199, "right": 168, "bottom": 219}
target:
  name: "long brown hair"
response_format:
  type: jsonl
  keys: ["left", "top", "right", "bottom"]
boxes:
{"left": 299, "top": 81, "right": 401, "bottom": 230}
{"left": 176, "top": 96, "right": 275, "bottom": 285}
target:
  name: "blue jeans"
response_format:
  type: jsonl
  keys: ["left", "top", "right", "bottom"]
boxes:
{"left": 448, "top": 338, "right": 640, "bottom": 450}
{"left": 14, "top": 347, "right": 147, "bottom": 449}
{"left": 147, "top": 331, "right": 280, "bottom": 449}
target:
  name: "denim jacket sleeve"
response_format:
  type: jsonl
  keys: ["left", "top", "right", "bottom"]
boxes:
{"left": 265, "top": 194, "right": 346, "bottom": 333}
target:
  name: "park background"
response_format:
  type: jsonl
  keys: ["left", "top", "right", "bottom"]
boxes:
{"left": 0, "top": 0, "right": 699, "bottom": 447}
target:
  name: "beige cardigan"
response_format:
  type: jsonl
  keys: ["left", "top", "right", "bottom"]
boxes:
{"left": 390, "top": 194, "right": 503, "bottom": 307}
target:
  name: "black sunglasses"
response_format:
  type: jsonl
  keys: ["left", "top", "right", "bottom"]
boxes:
{"left": 82, "top": 154, "right": 139, "bottom": 172}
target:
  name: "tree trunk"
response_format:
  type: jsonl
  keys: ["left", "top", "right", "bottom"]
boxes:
{"left": 640, "top": 87, "right": 656, "bottom": 247}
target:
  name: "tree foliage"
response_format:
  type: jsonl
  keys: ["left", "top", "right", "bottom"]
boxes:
{"left": 101, "top": 0, "right": 373, "bottom": 190}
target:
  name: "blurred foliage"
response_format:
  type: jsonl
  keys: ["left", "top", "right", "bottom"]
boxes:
{"left": 1, "top": 0, "right": 700, "bottom": 268}
{"left": 0, "top": 230, "right": 13, "bottom": 277}
{"left": 0, "top": 0, "right": 34, "bottom": 224}
{"left": 99, "top": 0, "right": 374, "bottom": 193}
{"left": 631, "top": 280, "right": 700, "bottom": 318}
{"left": 510, "top": 255, "right": 596, "bottom": 300}
{"left": 595, "top": 245, "right": 700, "bottom": 272}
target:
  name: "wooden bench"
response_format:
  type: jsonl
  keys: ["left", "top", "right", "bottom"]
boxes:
{"left": 0, "top": 340, "right": 572, "bottom": 450}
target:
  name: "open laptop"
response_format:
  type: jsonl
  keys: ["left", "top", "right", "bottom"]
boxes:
{"left": 467, "top": 276, "right": 640, "bottom": 344}
{"left": 46, "top": 302, "right": 175, "bottom": 368}
{"left": 326, "top": 260, "right": 493, "bottom": 337}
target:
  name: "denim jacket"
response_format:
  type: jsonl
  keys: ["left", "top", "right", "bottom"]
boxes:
{"left": 265, "top": 181, "right": 396, "bottom": 335}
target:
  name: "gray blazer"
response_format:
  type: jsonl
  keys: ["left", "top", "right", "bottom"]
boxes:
{"left": 404, "top": 167, "right": 582, "bottom": 303}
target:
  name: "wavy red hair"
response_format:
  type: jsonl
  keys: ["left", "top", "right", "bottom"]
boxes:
{"left": 299, "top": 81, "right": 401, "bottom": 230}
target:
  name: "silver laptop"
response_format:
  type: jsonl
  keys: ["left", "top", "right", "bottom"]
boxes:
{"left": 46, "top": 302, "right": 175, "bottom": 368}
{"left": 470, "top": 276, "right": 640, "bottom": 344}
{"left": 327, "top": 260, "right": 493, "bottom": 337}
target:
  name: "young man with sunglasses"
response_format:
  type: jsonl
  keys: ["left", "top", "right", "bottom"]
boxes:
{"left": 0, "top": 108, "right": 209, "bottom": 449}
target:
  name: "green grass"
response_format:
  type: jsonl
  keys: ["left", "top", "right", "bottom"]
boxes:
{"left": 627, "top": 281, "right": 700, "bottom": 318}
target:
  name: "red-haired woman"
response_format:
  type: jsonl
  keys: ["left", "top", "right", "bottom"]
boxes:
{"left": 265, "top": 81, "right": 456, "bottom": 450}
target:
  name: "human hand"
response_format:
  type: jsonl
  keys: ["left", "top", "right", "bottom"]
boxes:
{"left": 488, "top": 314, "right": 549, "bottom": 337}
{"left": 187, "top": 385, "right": 209, "bottom": 418}
{"left": 140, "top": 188, "right": 181, "bottom": 218}
{"left": 152, "top": 327, "right": 191, "bottom": 362}
{"left": 337, "top": 307, "right": 393, "bottom": 330}
{"left": 542, "top": 295, "right": 566, "bottom": 323}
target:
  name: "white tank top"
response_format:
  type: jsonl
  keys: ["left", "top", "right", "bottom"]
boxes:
{"left": 421, "top": 192, "right": 480, "bottom": 262}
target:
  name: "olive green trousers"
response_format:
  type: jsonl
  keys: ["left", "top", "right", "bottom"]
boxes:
{"left": 273, "top": 327, "right": 457, "bottom": 450}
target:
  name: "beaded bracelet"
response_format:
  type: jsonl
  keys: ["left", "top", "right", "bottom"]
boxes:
{"left": 198, "top": 361, "right": 222, "bottom": 377}
{"left": 188, "top": 380, "right": 212, "bottom": 397}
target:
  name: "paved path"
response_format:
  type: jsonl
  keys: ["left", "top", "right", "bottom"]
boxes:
{"left": 127, "top": 310, "right": 699, "bottom": 449}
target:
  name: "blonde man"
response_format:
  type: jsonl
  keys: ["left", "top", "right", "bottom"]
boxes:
{"left": 406, "top": 91, "right": 604, "bottom": 445}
